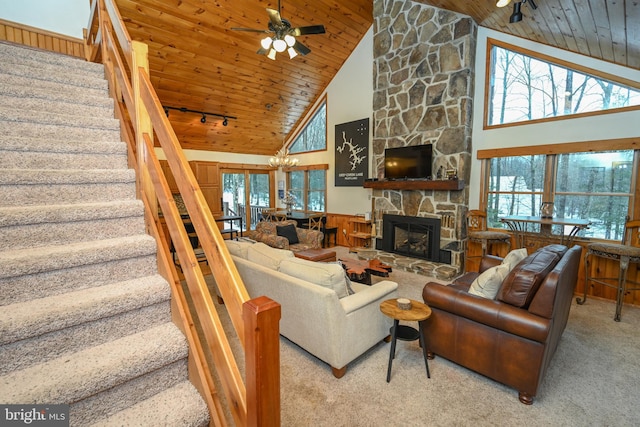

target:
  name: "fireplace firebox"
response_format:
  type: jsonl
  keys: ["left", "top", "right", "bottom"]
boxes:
{"left": 379, "top": 214, "right": 444, "bottom": 262}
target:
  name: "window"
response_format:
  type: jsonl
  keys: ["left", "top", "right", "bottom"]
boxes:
{"left": 289, "top": 101, "right": 326, "bottom": 153}
{"left": 286, "top": 166, "right": 327, "bottom": 212}
{"left": 484, "top": 146, "right": 636, "bottom": 240}
{"left": 486, "top": 39, "right": 640, "bottom": 127}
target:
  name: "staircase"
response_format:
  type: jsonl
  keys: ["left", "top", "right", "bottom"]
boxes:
{"left": 0, "top": 42, "right": 209, "bottom": 426}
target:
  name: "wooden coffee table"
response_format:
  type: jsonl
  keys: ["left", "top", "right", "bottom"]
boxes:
{"left": 294, "top": 248, "right": 336, "bottom": 262}
{"left": 338, "top": 258, "right": 392, "bottom": 285}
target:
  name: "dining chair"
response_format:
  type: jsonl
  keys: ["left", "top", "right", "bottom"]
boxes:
{"left": 303, "top": 213, "right": 325, "bottom": 231}
{"left": 466, "top": 209, "right": 512, "bottom": 263}
{"left": 579, "top": 219, "right": 640, "bottom": 321}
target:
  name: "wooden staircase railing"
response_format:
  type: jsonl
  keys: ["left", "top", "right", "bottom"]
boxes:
{"left": 85, "top": 1, "right": 281, "bottom": 425}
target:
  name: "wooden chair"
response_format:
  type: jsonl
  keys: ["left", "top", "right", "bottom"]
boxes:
{"left": 261, "top": 208, "right": 287, "bottom": 222}
{"left": 466, "top": 210, "right": 511, "bottom": 261}
{"left": 579, "top": 219, "right": 640, "bottom": 321}
{"left": 303, "top": 213, "right": 325, "bottom": 231}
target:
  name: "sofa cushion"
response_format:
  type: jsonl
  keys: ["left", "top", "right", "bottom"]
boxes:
{"left": 246, "top": 242, "right": 294, "bottom": 270}
{"left": 225, "top": 239, "right": 253, "bottom": 259}
{"left": 279, "top": 257, "right": 350, "bottom": 298}
{"left": 501, "top": 248, "right": 529, "bottom": 270}
{"left": 497, "top": 246, "right": 564, "bottom": 308}
{"left": 468, "top": 263, "right": 510, "bottom": 299}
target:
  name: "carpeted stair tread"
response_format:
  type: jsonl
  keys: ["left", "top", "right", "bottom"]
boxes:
{"left": 0, "top": 202, "right": 145, "bottom": 250}
{"left": 0, "top": 168, "right": 135, "bottom": 185}
{"left": 0, "top": 76, "right": 112, "bottom": 108}
{"left": 0, "top": 274, "right": 171, "bottom": 345}
{"left": 0, "top": 53, "right": 104, "bottom": 81}
{"left": 0, "top": 121, "right": 120, "bottom": 142}
{"left": 0, "top": 136, "right": 126, "bottom": 155}
{"left": 0, "top": 72, "right": 108, "bottom": 100}
{"left": 0, "top": 201, "right": 143, "bottom": 228}
{"left": 0, "top": 254, "right": 158, "bottom": 306}
{"left": 0, "top": 94, "right": 114, "bottom": 120}
{"left": 0, "top": 322, "right": 188, "bottom": 404}
{"left": 89, "top": 380, "right": 210, "bottom": 427}
{"left": 0, "top": 302, "right": 171, "bottom": 376}
{"left": 0, "top": 41, "right": 104, "bottom": 76}
{"left": 0, "top": 60, "right": 109, "bottom": 91}
{"left": 0, "top": 234, "right": 158, "bottom": 280}
{"left": 0, "top": 106, "right": 120, "bottom": 131}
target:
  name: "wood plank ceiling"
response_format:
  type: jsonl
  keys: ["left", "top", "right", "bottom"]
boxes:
{"left": 115, "top": 0, "right": 640, "bottom": 156}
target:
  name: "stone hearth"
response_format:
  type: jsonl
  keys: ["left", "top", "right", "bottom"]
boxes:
{"left": 356, "top": 248, "right": 458, "bottom": 281}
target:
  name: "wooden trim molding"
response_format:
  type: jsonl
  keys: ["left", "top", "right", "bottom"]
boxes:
{"left": 477, "top": 137, "right": 640, "bottom": 159}
{"left": 0, "top": 18, "right": 86, "bottom": 59}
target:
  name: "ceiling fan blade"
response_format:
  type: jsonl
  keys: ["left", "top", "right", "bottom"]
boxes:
{"left": 231, "top": 27, "right": 270, "bottom": 33}
{"left": 293, "top": 40, "right": 311, "bottom": 56}
{"left": 266, "top": 8, "right": 283, "bottom": 28}
{"left": 290, "top": 25, "right": 326, "bottom": 36}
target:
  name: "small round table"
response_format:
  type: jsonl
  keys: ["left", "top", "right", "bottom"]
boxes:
{"left": 379, "top": 298, "right": 432, "bottom": 383}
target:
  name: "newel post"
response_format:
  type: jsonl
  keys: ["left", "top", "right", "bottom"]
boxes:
{"left": 243, "top": 296, "right": 281, "bottom": 426}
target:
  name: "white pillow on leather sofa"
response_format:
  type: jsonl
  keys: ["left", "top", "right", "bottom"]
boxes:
{"left": 468, "top": 263, "right": 511, "bottom": 299}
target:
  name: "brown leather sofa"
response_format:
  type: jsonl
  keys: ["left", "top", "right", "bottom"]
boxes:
{"left": 422, "top": 244, "right": 582, "bottom": 404}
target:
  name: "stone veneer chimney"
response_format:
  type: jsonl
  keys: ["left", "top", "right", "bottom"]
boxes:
{"left": 371, "top": 0, "right": 477, "bottom": 272}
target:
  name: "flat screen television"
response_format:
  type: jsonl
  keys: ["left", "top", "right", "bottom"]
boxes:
{"left": 384, "top": 145, "right": 433, "bottom": 180}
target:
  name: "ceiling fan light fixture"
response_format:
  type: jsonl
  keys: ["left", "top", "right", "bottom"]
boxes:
{"left": 287, "top": 47, "right": 298, "bottom": 59}
{"left": 267, "top": 48, "right": 277, "bottom": 60}
{"left": 273, "top": 39, "right": 287, "bottom": 52}
{"left": 260, "top": 36, "right": 273, "bottom": 50}
{"left": 284, "top": 34, "right": 296, "bottom": 47}
{"left": 496, "top": 0, "right": 511, "bottom": 7}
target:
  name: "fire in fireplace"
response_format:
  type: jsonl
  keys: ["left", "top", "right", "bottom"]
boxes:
{"left": 379, "top": 214, "right": 445, "bottom": 263}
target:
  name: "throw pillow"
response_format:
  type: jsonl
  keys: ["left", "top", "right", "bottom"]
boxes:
{"left": 497, "top": 248, "right": 563, "bottom": 308}
{"left": 279, "top": 258, "right": 350, "bottom": 298}
{"left": 468, "top": 263, "right": 510, "bottom": 299}
{"left": 276, "top": 224, "right": 299, "bottom": 244}
{"left": 246, "top": 242, "right": 294, "bottom": 270}
{"left": 501, "top": 248, "right": 529, "bottom": 270}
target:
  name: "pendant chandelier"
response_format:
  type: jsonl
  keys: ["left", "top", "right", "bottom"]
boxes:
{"left": 268, "top": 148, "right": 299, "bottom": 168}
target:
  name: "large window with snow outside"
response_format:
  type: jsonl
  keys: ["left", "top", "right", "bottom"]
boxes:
{"left": 486, "top": 40, "right": 640, "bottom": 127}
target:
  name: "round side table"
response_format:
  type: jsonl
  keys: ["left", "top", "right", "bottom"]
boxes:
{"left": 379, "top": 298, "right": 432, "bottom": 383}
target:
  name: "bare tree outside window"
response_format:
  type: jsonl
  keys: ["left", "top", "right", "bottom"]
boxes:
{"left": 487, "top": 44, "right": 640, "bottom": 126}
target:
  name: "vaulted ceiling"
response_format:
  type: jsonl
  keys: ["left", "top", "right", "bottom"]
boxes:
{"left": 115, "top": 0, "right": 639, "bottom": 157}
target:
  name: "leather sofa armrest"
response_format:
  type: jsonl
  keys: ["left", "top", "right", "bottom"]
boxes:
{"left": 340, "top": 280, "right": 398, "bottom": 314}
{"left": 423, "top": 282, "right": 550, "bottom": 343}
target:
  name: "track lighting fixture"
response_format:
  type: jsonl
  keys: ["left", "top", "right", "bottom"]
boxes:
{"left": 498, "top": 0, "right": 537, "bottom": 23}
{"left": 162, "top": 106, "right": 237, "bottom": 126}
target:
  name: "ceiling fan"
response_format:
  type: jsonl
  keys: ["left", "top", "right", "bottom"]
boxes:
{"left": 231, "top": 0, "right": 326, "bottom": 60}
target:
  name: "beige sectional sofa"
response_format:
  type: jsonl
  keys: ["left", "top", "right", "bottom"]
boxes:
{"left": 225, "top": 240, "right": 399, "bottom": 378}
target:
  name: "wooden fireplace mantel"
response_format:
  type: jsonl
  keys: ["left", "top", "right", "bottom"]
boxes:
{"left": 363, "top": 179, "right": 465, "bottom": 191}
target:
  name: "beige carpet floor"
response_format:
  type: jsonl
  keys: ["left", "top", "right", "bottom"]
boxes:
{"left": 206, "top": 246, "right": 640, "bottom": 426}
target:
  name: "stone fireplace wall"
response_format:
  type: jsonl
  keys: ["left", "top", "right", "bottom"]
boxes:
{"left": 371, "top": 0, "right": 477, "bottom": 272}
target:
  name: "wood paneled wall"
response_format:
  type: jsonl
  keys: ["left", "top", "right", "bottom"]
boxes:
{"left": 0, "top": 18, "right": 86, "bottom": 59}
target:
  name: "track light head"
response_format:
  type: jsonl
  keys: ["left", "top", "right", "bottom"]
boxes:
{"left": 200, "top": 114, "right": 207, "bottom": 123}
{"left": 510, "top": 2, "right": 523, "bottom": 23}
{"left": 496, "top": 0, "right": 511, "bottom": 7}
{"left": 164, "top": 108, "right": 169, "bottom": 117}
{"left": 222, "top": 117, "right": 228, "bottom": 126}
